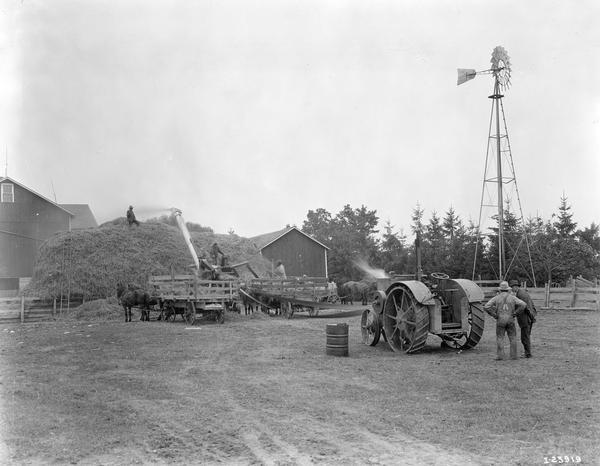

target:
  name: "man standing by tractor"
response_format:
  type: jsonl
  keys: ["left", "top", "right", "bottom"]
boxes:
{"left": 484, "top": 281, "right": 527, "bottom": 360}
{"left": 126, "top": 205, "right": 139, "bottom": 227}
{"left": 509, "top": 279, "right": 537, "bottom": 358}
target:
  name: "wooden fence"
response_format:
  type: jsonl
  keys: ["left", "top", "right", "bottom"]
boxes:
{"left": 478, "top": 282, "right": 599, "bottom": 311}
{"left": 0, "top": 297, "right": 84, "bottom": 324}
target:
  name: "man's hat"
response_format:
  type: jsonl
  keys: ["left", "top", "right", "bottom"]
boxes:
{"left": 508, "top": 279, "right": 520, "bottom": 287}
{"left": 498, "top": 281, "right": 510, "bottom": 291}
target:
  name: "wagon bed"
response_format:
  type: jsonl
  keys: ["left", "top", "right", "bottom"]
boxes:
{"left": 149, "top": 274, "right": 238, "bottom": 324}
{"left": 247, "top": 277, "right": 339, "bottom": 318}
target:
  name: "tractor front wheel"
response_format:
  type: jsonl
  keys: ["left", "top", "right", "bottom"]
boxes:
{"left": 361, "top": 308, "right": 381, "bottom": 346}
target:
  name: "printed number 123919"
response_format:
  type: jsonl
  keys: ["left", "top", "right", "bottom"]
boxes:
{"left": 543, "top": 456, "right": 581, "bottom": 464}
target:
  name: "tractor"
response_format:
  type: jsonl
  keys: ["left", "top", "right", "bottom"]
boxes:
{"left": 361, "top": 272, "right": 486, "bottom": 354}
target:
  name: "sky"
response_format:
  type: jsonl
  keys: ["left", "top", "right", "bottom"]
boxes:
{"left": 1, "top": 0, "right": 598, "bottom": 238}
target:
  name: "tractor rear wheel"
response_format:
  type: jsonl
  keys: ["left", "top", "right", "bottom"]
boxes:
{"left": 382, "top": 286, "right": 429, "bottom": 353}
{"left": 442, "top": 303, "right": 485, "bottom": 350}
{"left": 361, "top": 308, "right": 381, "bottom": 346}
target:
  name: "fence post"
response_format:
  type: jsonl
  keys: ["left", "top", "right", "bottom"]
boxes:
{"left": 544, "top": 283, "right": 550, "bottom": 308}
{"left": 20, "top": 295, "right": 25, "bottom": 323}
{"left": 571, "top": 280, "right": 577, "bottom": 308}
{"left": 53, "top": 298, "right": 57, "bottom": 319}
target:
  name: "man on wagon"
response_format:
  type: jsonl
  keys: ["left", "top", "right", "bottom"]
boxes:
{"left": 211, "top": 242, "right": 225, "bottom": 266}
{"left": 274, "top": 260, "right": 287, "bottom": 278}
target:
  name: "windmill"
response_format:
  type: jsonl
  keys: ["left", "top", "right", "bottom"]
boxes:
{"left": 458, "top": 46, "right": 536, "bottom": 286}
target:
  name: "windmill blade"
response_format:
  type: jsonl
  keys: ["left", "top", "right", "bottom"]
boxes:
{"left": 457, "top": 68, "right": 477, "bottom": 85}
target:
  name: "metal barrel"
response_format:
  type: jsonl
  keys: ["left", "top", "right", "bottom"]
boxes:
{"left": 326, "top": 323, "right": 348, "bottom": 357}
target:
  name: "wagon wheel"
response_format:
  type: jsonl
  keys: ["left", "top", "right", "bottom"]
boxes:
{"left": 441, "top": 302, "right": 485, "bottom": 350}
{"left": 185, "top": 302, "right": 196, "bottom": 325}
{"left": 216, "top": 307, "right": 225, "bottom": 324}
{"left": 382, "top": 285, "right": 429, "bottom": 353}
{"left": 165, "top": 303, "right": 177, "bottom": 322}
{"left": 361, "top": 308, "right": 381, "bottom": 346}
{"left": 283, "top": 302, "right": 294, "bottom": 319}
{"left": 156, "top": 302, "right": 165, "bottom": 321}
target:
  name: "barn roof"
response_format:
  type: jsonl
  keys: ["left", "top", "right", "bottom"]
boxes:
{"left": 59, "top": 204, "right": 98, "bottom": 229}
{"left": 0, "top": 176, "right": 74, "bottom": 216}
{"left": 1, "top": 177, "right": 98, "bottom": 228}
{"left": 249, "top": 226, "right": 329, "bottom": 251}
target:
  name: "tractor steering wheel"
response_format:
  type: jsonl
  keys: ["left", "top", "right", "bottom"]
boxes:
{"left": 430, "top": 272, "right": 450, "bottom": 280}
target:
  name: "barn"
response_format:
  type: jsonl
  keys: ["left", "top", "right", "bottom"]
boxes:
{"left": 250, "top": 226, "right": 329, "bottom": 278}
{"left": 0, "top": 176, "right": 97, "bottom": 289}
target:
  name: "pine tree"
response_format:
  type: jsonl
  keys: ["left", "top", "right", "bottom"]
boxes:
{"left": 442, "top": 206, "right": 462, "bottom": 240}
{"left": 411, "top": 203, "right": 425, "bottom": 235}
{"left": 380, "top": 221, "right": 408, "bottom": 274}
{"left": 553, "top": 194, "right": 577, "bottom": 237}
{"left": 423, "top": 211, "right": 445, "bottom": 272}
{"left": 577, "top": 222, "right": 600, "bottom": 253}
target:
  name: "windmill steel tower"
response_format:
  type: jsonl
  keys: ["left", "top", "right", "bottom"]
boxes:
{"left": 458, "top": 46, "right": 536, "bottom": 285}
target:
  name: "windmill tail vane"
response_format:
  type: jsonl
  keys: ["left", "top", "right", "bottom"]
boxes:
{"left": 457, "top": 69, "right": 477, "bottom": 85}
{"left": 456, "top": 68, "right": 495, "bottom": 86}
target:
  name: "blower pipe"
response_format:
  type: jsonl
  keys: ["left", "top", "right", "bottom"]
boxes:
{"left": 171, "top": 208, "right": 200, "bottom": 271}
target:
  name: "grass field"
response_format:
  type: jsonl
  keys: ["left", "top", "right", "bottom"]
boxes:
{"left": 0, "top": 306, "right": 598, "bottom": 465}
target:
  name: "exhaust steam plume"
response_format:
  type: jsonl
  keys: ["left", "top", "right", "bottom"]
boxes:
{"left": 353, "top": 259, "right": 389, "bottom": 279}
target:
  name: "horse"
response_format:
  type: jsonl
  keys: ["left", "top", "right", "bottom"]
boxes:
{"left": 116, "top": 283, "right": 155, "bottom": 322}
{"left": 239, "top": 287, "right": 258, "bottom": 315}
{"left": 340, "top": 280, "right": 377, "bottom": 305}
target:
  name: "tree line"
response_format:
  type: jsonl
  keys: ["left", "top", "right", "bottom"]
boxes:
{"left": 301, "top": 196, "right": 600, "bottom": 287}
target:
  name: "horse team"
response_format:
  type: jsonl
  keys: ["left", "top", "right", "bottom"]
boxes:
{"left": 338, "top": 280, "right": 377, "bottom": 305}
{"left": 116, "top": 283, "right": 156, "bottom": 322}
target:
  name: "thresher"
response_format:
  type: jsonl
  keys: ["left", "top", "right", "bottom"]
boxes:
{"left": 147, "top": 209, "right": 239, "bottom": 324}
{"left": 361, "top": 263, "right": 486, "bottom": 353}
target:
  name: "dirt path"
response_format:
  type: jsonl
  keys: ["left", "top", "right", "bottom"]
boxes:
{"left": 221, "top": 384, "right": 487, "bottom": 465}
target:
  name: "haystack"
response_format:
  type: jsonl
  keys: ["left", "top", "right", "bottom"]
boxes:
{"left": 26, "top": 220, "right": 273, "bottom": 300}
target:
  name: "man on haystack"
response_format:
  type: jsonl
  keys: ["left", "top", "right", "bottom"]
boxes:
{"left": 510, "top": 279, "right": 537, "bottom": 358}
{"left": 126, "top": 205, "right": 139, "bottom": 227}
{"left": 484, "top": 281, "right": 527, "bottom": 361}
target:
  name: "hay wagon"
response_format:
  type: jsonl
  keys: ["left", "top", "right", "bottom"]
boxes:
{"left": 149, "top": 274, "right": 238, "bottom": 324}
{"left": 247, "top": 277, "right": 335, "bottom": 318}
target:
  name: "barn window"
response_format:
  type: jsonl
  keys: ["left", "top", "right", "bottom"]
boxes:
{"left": 1, "top": 183, "right": 14, "bottom": 202}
